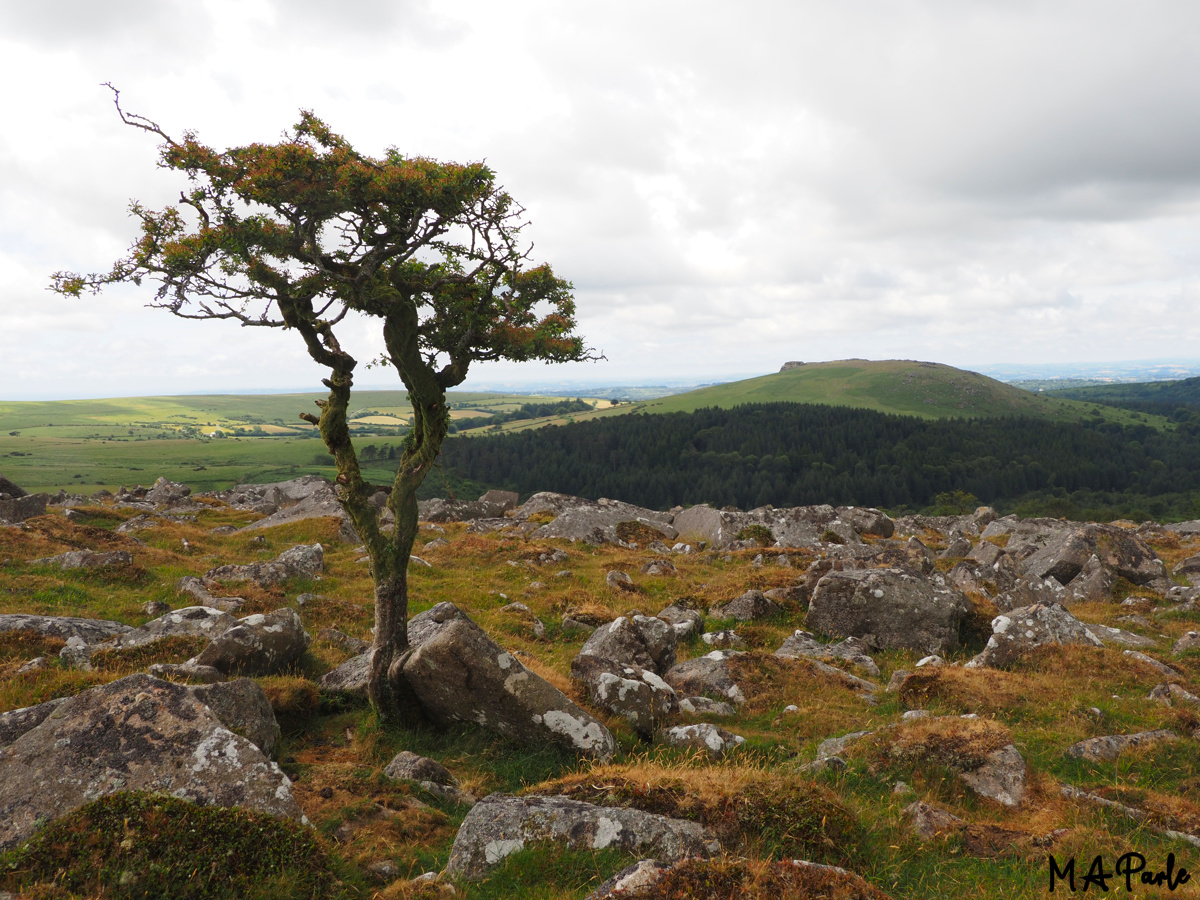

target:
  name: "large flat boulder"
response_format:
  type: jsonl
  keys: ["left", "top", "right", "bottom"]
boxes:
{"left": 401, "top": 604, "right": 615, "bottom": 760}
{"left": 0, "top": 674, "right": 302, "bottom": 849}
{"left": 806, "top": 568, "right": 970, "bottom": 654}
{"left": 446, "top": 793, "right": 718, "bottom": 881}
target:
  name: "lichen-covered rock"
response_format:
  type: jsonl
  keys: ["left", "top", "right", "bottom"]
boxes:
{"left": 959, "top": 744, "right": 1027, "bottom": 807}
{"left": 1066, "top": 730, "right": 1177, "bottom": 762}
{"left": 0, "top": 492, "right": 48, "bottom": 524}
{"left": 317, "top": 649, "right": 372, "bottom": 697}
{"left": 203, "top": 543, "right": 323, "bottom": 587}
{"left": 187, "top": 678, "right": 281, "bottom": 758}
{"left": 663, "top": 650, "right": 746, "bottom": 706}
{"left": 192, "top": 608, "right": 310, "bottom": 676}
{"left": 0, "top": 698, "right": 67, "bottom": 750}
{"left": 384, "top": 750, "right": 476, "bottom": 806}
{"left": 402, "top": 606, "right": 615, "bottom": 760}
{"left": 446, "top": 793, "right": 718, "bottom": 880}
{"left": 177, "top": 576, "right": 246, "bottom": 613}
{"left": 1020, "top": 524, "right": 1164, "bottom": 586}
{"left": 571, "top": 655, "right": 678, "bottom": 737}
{"left": 577, "top": 615, "right": 677, "bottom": 673}
{"left": 806, "top": 568, "right": 970, "bottom": 654}
{"left": 30, "top": 549, "right": 133, "bottom": 569}
{"left": 709, "top": 589, "right": 782, "bottom": 622}
{"left": 522, "top": 495, "right": 678, "bottom": 545}
{"left": 965, "top": 602, "right": 1102, "bottom": 669}
{"left": 92, "top": 606, "right": 239, "bottom": 653}
{"left": 656, "top": 604, "right": 703, "bottom": 637}
{"left": 658, "top": 723, "right": 745, "bottom": 757}
{"left": 0, "top": 614, "right": 132, "bottom": 645}
{"left": 0, "top": 673, "right": 302, "bottom": 849}
{"left": 775, "top": 630, "right": 880, "bottom": 677}
{"left": 1174, "top": 632, "right": 1200, "bottom": 656}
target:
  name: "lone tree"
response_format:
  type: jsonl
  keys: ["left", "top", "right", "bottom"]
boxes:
{"left": 54, "top": 89, "right": 592, "bottom": 723}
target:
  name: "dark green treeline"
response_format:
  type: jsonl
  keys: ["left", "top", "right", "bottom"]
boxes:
{"left": 436, "top": 403, "right": 1200, "bottom": 521}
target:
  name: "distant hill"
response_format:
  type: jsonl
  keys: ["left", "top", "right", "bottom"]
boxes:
{"left": 623, "top": 359, "right": 1149, "bottom": 423}
{"left": 1045, "top": 376, "right": 1200, "bottom": 415}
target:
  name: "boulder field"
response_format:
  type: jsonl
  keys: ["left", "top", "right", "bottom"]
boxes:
{"left": 1, "top": 472, "right": 1199, "bottom": 897}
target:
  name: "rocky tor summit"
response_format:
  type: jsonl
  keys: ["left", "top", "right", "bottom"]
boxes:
{"left": 0, "top": 472, "right": 1199, "bottom": 897}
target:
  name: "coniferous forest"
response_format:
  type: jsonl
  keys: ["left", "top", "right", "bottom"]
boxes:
{"left": 436, "top": 403, "right": 1200, "bottom": 521}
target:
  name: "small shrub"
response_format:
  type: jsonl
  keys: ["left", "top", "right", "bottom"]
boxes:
{"left": 820, "top": 529, "right": 845, "bottom": 545}
{"left": 612, "top": 856, "right": 891, "bottom": 900}
{"left": 0, "top": 791, "right": 333, "bottom": 899}
{"left": 736, "top": 524, "right": 775, "bottom": 547}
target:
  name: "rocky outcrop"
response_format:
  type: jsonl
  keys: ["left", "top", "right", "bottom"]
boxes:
{"left": 521, "top": 494, "right": 677, "bottom": 545}
{"left": 446, "top": 793, "right": 719, "bottom": 880}
{"left": 0, "top": 674, "right": 302, "bottom": 849}
{"left": 570, "top": 655, "right": 678, "bottom": 738}
{"left": 576, "top": 615, "right": 677, "bottom": 673}
{"left": 401, "top": 603, "right": 615, "bottom": 760}
{"left": 709, "top": 589, "right": 782, "bottom": 621}
{"left": 203, "top": 543, "right": 323, "bottom": 587}
{"left": 0, "top": 614, "right": 132, "bottom": 645}
{"left": 418, "top": 490, "right": 519, "bottom": 522}
{"left": 663, "top": 650, "right": 746, "bottom": 706}
{"left": 966, "top": 602, "right": 1102, "bottom": 669}
{"left": 1066, "top": 730, "right": 1177, "bottom": 762}
{"left": 775, "top": 630, "right": 880, "bottom": 677}
{"left": 30, "top": 549, "right": 133, "bottom": 569}
{"left": 658, "top": 723, "right": 745, "bottom": 757}
{"left": 191, "top": 608, "right": 311, "bottom": 676}
{"left": 91, "top": 606, "right": 239, "bottom": 653}
{"left": 806, "top": 568, "right": 970, "bottom": 654}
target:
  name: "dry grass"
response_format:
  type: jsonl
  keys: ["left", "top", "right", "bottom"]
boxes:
{"left": 535, "top": 759, "right": 862, "bottom": 865}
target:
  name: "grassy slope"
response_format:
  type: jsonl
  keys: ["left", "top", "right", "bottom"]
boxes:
{"left": 2, "top": 505, "right": 1199, "bottom": 898}
{"left": 620, "top": 360, "right": 1165, "bottom": 427}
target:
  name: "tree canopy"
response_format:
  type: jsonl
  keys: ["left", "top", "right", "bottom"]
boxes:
{"left": 54, "top": 87, "right": 593, "bottom": 721}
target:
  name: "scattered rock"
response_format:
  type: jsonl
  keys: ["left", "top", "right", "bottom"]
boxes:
{"left": 0, "top": 673, "right": 303, "bottom": 850}
{"left": 317, "top": 627, "right": 369, "bottom": 655}
{"left": 192, "top": 608, "right": 311, "bottom": 676}
{"left": 676, "top": 696, "right": 737, "bottom": 717}
{"left": 1174, "top": 632, "right": 1200, "bottom": 656}
{"left": 418, "top": 490, "right": 519, "bottom": 523}
{"left": 702, "top": 630, "right": 747, "bottom": 649}
{"left": 1084, "top": 623, "right": 1156, "bottom": 648}
{"left": 966, "top": 602, "right": 1103, "bottom": 669}
{"left": 402, "top": 603, "right": 615, "bottom": 760}
{"left": 905, "top": 800, "right": 966, "bottom": 839}
{"left": 318, "top": 649, "right": 373, "bottom": 698}
{"left": 775, "top": 630, "right": 880, "bottom": 677}
{"left": 959, "top": 744, "right": 1027, "bottom": 807}
{"left": 92, "top": 606, "right": 239, "bottom": 654}
{"left": 709, "top": 589, "right": 781, "bottom": 621}
{"left": 577, "top": 615, "right": 677, "bottom": 674}
{"left": 0, "top": 614, "right": 131, "bottom": 645}
{"left": 807, "top": 568, "right": 970, "bottom": 654}
{"left": 655, "top": 604, "right": 703, "bottom": 638}
{"left": 663, "top": 650, "right": 746, "bottom": 706}
{"left": 658, "top": 723, "right": 745, "bottom": 757}
{"left": 640, "top": 558, "right": 677, "bottom": 576}
{"left": 1122, "top": 650, "right": 1181, "bottom": 679}
{"left": 446, "top": 793, "right": 718, "bottom": 881}
{"left": 385, "top": 750, "right": 476, "bottom": 806}
{"left": 203, "top": 543, "right": 323, "bottom": 588}
{"left": 0, "top": 492, "right": 48, "bottom": 524}
{"left": 30, "top": 549, "right": 133, "bottom": 569}
{"left": 605, "top": 571, "right": 635, "bottom": 593}
{"left": 571, "top": 656, "right": 678, "bottom": 737}
{"left": 1066, "top": 730, "right": 1178, "bottom": 762}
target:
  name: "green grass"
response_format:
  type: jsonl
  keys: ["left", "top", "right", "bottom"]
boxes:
{"left": 617, "top": 360, "right": 1170, "bottom": 427}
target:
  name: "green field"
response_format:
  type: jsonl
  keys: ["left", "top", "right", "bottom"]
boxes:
{"left": 0, "top": 390, "right": 617, "bottom": 495}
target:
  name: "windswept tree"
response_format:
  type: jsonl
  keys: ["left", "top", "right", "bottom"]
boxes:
{"left": 54, "top": 88, "right": 593, "bottom": 723}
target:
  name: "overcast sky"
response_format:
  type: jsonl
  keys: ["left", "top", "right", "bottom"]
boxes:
{"left": 4, "top": 0, "right": 1200, "bottom": 399}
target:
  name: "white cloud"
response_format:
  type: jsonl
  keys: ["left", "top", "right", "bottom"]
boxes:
{"left": 2, "top": 0, "right": 1200, "bottom": 400}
